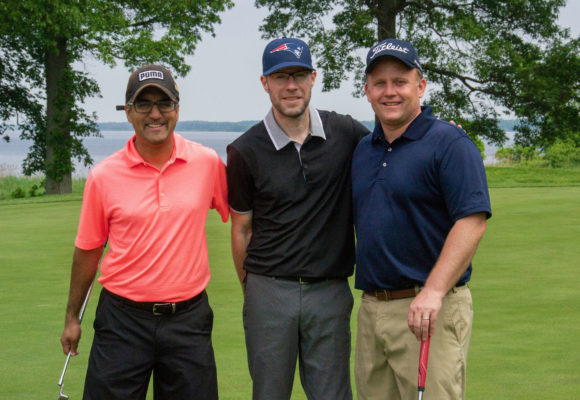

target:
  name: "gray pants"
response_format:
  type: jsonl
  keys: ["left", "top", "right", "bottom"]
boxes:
{"left": 243, "top": 273, "right": 354, "bottom": 400}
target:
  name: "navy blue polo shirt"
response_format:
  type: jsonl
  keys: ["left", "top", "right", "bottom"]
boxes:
{"left": 352, "top": 106, "right": 491, "bottom": 290}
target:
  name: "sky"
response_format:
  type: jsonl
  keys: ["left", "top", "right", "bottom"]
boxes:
{"left": 80, "top": 1, "right": 580, "bottom": 124}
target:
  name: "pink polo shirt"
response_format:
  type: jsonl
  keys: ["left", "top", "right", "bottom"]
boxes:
{"left": 75, "top": 134, "right": 229, "bottom": 302}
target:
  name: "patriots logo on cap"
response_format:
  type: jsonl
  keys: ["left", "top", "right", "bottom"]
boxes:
{"left": 270, "top": 43, "right": 303, "bottom": 59}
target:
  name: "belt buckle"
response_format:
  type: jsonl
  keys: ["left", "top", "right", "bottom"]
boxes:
{"left": 152, "top": 302, "right": 176, "bottom": 315}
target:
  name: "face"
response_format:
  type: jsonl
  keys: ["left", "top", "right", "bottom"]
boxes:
{"left": 365, "top": 58, "right": 426, "bottom": 134}
{"left": 261, "top": 67, "right": 316, "bottom": 120}
{"left": 125, "top": 86, "right": 179, "bottom": 148}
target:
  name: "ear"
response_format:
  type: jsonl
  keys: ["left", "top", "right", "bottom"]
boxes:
{"left": 417, "top": 77, "right": 427, "bottom": 99}
{"left": 260, "top": 75, "right": 269, "bottom": 93}
{"left": 310, "top": 70, "right": 317, "bottom": 85}
{"left": 364, "top": 83, "right": 371, "bottom": 103}
{"left": 125, "top": 105, "right": 133, "bottom": 124}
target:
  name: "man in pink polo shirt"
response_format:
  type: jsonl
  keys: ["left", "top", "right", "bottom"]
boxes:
{"left": 60, "top": 64, "right": 228, "bottom": 399}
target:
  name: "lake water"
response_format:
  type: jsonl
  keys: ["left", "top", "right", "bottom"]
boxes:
{"left": 0, "top": 130, "right": 244, "bottom": 177}
{"left": 0, "top": 129, "right": 507, "bottom": 177}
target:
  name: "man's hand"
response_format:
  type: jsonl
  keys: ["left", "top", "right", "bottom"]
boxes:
{"left": 407, "top": 287, "right": 445, "bottom": 341}
{"left": 408, "top": 213, "right": 487, "bottom": 341}
{"left": 60, "top": 318, "right": 82, "bottom": 355}
{"left": 449, "top": 120, "right": 463, "bottom": 130}
{"left": 60, "top": 246, "right": 103, "bottom": 355}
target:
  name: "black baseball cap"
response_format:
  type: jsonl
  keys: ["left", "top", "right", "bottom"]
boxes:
{"left": 116, "top": 64, "right": 179, "bottom": 110}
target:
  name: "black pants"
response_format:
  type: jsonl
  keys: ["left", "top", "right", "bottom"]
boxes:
{"left": 83, "top": 289, "right": 218, "bottom": 400}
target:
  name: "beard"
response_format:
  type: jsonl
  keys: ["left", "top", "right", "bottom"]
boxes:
{"left": 270, "top": 89, "right": 312, "bottom": 120}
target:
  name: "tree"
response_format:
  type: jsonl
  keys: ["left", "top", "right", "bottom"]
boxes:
{"left": 255, "top": 0, "right": 580, "bottom": 148}
{"left": 0, "top": 0, "right": 233, "bottom": 194}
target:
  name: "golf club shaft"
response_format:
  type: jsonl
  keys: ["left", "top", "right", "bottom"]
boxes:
{"left": 57, "top": 281, "right": 94, "bottom": 386}
{"left": 417, "top": 335, "right": 431, "bottom": 399}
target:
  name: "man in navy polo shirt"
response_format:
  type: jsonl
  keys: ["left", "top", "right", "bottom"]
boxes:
{"left": 352, "top": 38, "right": 491, "bottom": 400}
{"left": 227, "top": 37, "right": 368, "bottom": 400}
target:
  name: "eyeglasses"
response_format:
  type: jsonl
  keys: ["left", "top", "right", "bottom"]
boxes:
{"left": 268, "top": 70, "right": 312, "bottom": 85}
{"left": 128, "top": 100, "right": 178, "bottom": 113}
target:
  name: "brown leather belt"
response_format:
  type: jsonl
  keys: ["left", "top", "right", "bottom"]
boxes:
{"left": 364, "top": 287, "right": 418, "bottom": 301}
{"left": 103, "top": 288, "right": 203, "bottom": 315}
{"left": 365, "top": 282, "right": 467, "bottom": 301}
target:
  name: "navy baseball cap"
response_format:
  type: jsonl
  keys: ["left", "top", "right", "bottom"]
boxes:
{"left": 262, "top": 37, "right": 314, "bottom": 76}
{"left": 365, "top": 38, "right": 423, "bottom": 74}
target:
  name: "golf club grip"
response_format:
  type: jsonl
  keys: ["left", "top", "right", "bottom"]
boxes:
{"left": 418, "top": 336, "right": 431, "bottom": 389}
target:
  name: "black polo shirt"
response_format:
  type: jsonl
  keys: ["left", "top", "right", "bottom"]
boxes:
{"left": 227, "top": 107, "right": 369, "bottom": 278}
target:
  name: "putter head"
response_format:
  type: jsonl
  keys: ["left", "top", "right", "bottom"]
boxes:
{"left": 57, "top": 384, "right": 69, "bottom": 400}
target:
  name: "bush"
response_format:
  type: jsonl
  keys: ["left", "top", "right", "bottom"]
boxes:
{"left": 495, "top": 140, "right": 580, "bottom": 169}
{"left": 0, "top": 176, "right": 83, "bottom": 199}
{"left": 544, "top": 139, "right": 580, "bottom": 168}
{"left": 495, "top": 145, "right": 548, "bottom": 167}
{"left": 0, "top": 176, "right": 46, "bottom": 199}
{"left": 11, "top": 187, "right": 26, "bottom": 198}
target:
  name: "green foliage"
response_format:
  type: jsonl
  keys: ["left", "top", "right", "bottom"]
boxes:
{"left": 10, "top": 187, "right": 25, "bottom": 198}
{"left": 0, "top": 175, "right": 86, "bottom": 200}
{"left": 495, "top": 145, "right": 545, "bottom": 166}
{"left": 256, "top": 0, "right": 579, "bottom": 148}
{"left": 0, "top": 0, "right": 234, "bottom": 193}
{"left": 0, "top": 176, "right": 45, "bottom": 199}
{"left": 544, "top": 138, "right": 580, "bottom": 168}
{"left": 495, "top": 139, "right": 580, "bottom": 168}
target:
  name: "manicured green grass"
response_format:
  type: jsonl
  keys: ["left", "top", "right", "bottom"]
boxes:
{"left": 1, "top": 172, "right": 579, "bottom": 398}
{"left": 468, "top": 186, "right": 580, "bottom": 398}
{"left": 486, "top": 166, "right": 580, "bottom": 187}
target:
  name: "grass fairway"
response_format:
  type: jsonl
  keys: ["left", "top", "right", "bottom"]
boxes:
{"left": 468, "top": 186, "right": 580, "bottom": 399}
{"left": 0, "top": 174, "right": 579, "bottom": 398}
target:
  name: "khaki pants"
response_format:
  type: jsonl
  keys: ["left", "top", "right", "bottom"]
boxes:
{"left": 355, "top": 285, "right": 473, "bottom": 400}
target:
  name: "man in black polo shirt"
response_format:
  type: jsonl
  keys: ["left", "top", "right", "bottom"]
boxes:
{"left": 227, "top": 37, "right": 368, "bottom": 400}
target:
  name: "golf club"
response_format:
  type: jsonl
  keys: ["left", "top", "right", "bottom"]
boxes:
{"left": 57, "top": 281, "right": 94, "bottom": 400}
{"left": 417, "top": 334, "right": 431, "bottom": 400}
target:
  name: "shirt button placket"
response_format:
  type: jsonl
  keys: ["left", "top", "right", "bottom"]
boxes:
{"left": 382, "top": 146, "right": 392, "bottom": 169}
{"left": 158, "top": 174, "right": 168, "bottom": 208}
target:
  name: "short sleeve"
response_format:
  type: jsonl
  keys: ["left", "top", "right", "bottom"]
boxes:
{"left": 439, "top": 136, "right": 492, "bottom": 221}
{"left": 226, "top": 144, "right": 254, "bottom": 213}
{"left": 75, "top": 171, "right": 109, "bottom": 250}
{"left": 211, "top": 156, "right": 230, "bottom": 222}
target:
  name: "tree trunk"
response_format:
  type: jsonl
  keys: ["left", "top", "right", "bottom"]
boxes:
{"left": 45, "top": 37, "right": 72, "bottom": 194}
{"left": 375, "top": 0, "right": 402, "bottom": 40}
{"left": 373, "top": 0, "right": 403, "bottom": 126}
